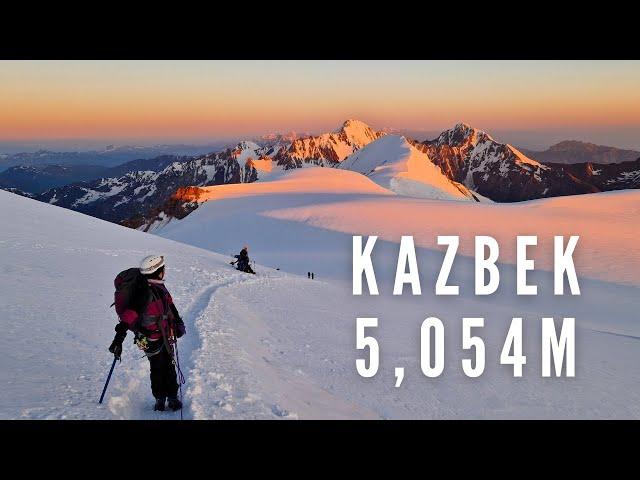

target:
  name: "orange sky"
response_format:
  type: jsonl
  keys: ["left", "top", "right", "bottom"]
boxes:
{"left": 1, "top": 60, "right": 639, "bottom": 142}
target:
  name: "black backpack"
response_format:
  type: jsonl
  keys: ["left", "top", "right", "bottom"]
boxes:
{"left": 112, "top": 268, "right": 150, "bottom": 321}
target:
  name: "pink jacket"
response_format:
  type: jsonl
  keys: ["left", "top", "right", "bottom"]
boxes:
{"left": 120, "top": 280, "right": 180, "bottom": 341}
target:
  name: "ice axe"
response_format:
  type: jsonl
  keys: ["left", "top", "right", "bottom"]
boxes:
{"left": 98, "top": 357, "right": 118, "bottom": 404}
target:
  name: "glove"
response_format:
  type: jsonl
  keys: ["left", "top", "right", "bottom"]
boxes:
{"left": 109, "top": 339, "right": 123, "bottom": 360}
{"left": 170, "top": 304, "right": 185, "bottom": 338}
{"left": 109, "top": 323, "right": 128, "bottom": 360}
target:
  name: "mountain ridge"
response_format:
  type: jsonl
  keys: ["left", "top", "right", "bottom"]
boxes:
{"left": 4, "top": 119, "right": 637, "bottom": 229}
{"left": 417, "top": 123, "right": 606, "bottom": 202}
{"left": 339, "top": 135, "right": 482, "bottom": 202}
{"left": 522, "top": 140, "right": 640, "bottom": 165}
{"left": 273, "top": 119, "right": 385, "bottom": 169}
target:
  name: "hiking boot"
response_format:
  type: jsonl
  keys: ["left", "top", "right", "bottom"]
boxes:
{"left": 167, "top": 397, "right": 182, "bottom": 411}
{"left": 154, "top": 397, "right": 166, "bottom": 411}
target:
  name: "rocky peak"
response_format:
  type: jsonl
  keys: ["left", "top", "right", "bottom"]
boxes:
{"left": 433, "top": 122, "right": 493, "bottom": 147}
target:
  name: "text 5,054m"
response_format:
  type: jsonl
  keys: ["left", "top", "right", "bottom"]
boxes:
{"left": 356, "top": 317, "right": 575, "bottom": 385}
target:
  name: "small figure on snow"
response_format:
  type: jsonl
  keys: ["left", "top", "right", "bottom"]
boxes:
{"left": 231, "top": 245, "right": 255, "bottom": 274}
{"left": 109, "top": 255, "right": 186, "bottom": 412}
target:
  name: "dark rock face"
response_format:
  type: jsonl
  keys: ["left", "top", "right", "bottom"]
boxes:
{"left": 0, "top": 186, "right": 34, "bottom": 198}
{"left": 274, "top": 119, "right": 385, "bottom": 169}
{"left": 122, "top": 186, "right": 203, "bottom": 231}
{"left": 417, "top": 124, "right": 604, "bottom": 202}
{"left": 544, "top": 158, "right": 640, "bottom": 191}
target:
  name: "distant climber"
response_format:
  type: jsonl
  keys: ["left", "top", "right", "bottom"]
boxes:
{"left": 312, "top": 272, "right": 315, "bottom": 280}
{"left": 108, "top": 255, "right": 186, "bottom": 412}
{"left": 308, "top": 272, "right": 311, "bottom": 279}
{"left": 231, "top": 245, "right": 256, "bottom": 274}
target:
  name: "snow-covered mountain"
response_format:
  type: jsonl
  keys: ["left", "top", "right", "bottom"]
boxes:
{"left": 416, "top": 123, "right": 601, "bottom": 202}
{"left": 523, "top": 140, "right": 640, "bottom": 165}
{"left": 14, "top": 120, "right": 640, "bottom": 229}
{"left": 339, "top": 135, "right": 482, "bottom": 201}
{"left": 36, "top": 120, "right": 387, "bottom": 227}
{"left": 111, "top": 121, "right": 640, "bottom": 228}
{"left": 273, "top": 119, "right": 385, "bottom": 169}
{"left": 36, "top": 143, "right": 272, "bottom": 224}
{"left": 142, "top": 137, "right": 485, "bottom": 232}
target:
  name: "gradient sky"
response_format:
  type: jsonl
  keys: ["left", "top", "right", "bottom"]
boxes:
{"left": 1, "top": 60, "right": 639, "bottom": 149}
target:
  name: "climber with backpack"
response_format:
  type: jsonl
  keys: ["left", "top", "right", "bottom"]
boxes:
{"left": 230, "top": 245, "right": 255, "bottom": 274}
{"left": 108, "top": 255, "right": 186, "bottom": 412}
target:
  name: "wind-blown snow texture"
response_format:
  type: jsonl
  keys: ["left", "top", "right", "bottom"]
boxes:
{"left": 2, "top": 177, "right": 639, "bottom": 419}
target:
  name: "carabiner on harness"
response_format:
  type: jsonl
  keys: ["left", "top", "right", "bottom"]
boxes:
{"left": 134, "top": 333, "right": 150, "bottom": 351}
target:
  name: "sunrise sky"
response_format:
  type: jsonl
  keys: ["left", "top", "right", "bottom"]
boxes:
{"left": 1, "top": 60, "right": 639, "bottom": 149}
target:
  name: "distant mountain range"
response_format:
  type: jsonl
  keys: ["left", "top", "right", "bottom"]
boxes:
{"left": 0, "top": 143, "right": 231, "bottom": 171}
{"left": 1, "top": 120, "right": 638, "bottom": 229}
{"left": 522, "top": 140, "right": 640, "bottom": 165}
{"left": 35, "top": 143, "right": 281, "bottom": 224}
{"left": 0, "top": 155, "right": 189, "bottom": 194}
{"left": 0, "top": 164, "right": 112, "bottom": 194}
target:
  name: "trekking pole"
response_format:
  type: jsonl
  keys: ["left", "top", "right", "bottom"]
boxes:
{"left": 99, "top": 357, "right": 118, "bottom": 404}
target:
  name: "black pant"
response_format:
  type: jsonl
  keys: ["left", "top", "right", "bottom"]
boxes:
{"left": 238, "top": 263, "right": 255, "bottom": 274}
{"left": 148, "top": 344, "right": 178, "bottom": 399}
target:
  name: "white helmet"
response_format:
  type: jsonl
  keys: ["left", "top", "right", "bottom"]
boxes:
{"left": 140, "top": 254, "right": 165, "bottom": 275}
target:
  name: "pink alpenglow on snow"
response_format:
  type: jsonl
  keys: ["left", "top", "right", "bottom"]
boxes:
{"left": 176, "top": 168, "right": 394, "bottom": 202}
{"left": 265, "top": 189, "right": 640, "bottom": 287}
{"left": 339, "top": 134, "right": 481, "bottom": 201}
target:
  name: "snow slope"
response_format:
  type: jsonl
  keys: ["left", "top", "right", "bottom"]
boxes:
{"left": 0, "top": 190, "right": 375, "bottom": 419}
{"left": 3, "top": 182, "right": 640, "bottom": 419}
{"left": 339, "top": 135, "right": 480, "bottom": 201}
